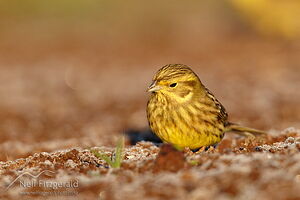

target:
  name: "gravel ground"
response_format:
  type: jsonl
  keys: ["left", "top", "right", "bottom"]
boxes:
{"left": 0, "top": 128, "right": 299, "bottom": 199}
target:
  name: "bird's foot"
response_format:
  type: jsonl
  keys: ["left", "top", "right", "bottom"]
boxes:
{"left": 189, "top": 144, "right": 218, "bottom": 154}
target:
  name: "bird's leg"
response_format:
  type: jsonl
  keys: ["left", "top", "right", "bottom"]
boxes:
{"left": 190, "top": 144, "right": 219, "bottom": 153}
{"left": 191, "top": 147, "right": 201, "bottom": 153}
{"left": 204, "top": 143, "right": 218, "bottom": 151}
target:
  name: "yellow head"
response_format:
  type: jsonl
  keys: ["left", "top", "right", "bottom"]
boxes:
{"left": 147, "top": 64, "right": 204, "bottom": 103}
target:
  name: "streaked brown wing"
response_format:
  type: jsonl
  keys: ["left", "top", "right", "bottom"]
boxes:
{"left": 204, "top": 87, "right": 228, "bottom": 124}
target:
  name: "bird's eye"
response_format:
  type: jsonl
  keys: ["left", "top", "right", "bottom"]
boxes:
{"left": 169, "top": 83, "right": 177, "bottom": 87}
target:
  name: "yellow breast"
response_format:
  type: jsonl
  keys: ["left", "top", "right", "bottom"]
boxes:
{"left": 147, "top": 94, "right": 225, "bottom": 150}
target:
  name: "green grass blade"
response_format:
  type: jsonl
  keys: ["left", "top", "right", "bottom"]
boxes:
{"left": 91, "top": 136, "right": 125, "bottom": 168}
{"left": 114, "top": 136, "right": 125, "bottom": 168}
{"left": 91, "top": 150, "right": 114, "bottom": 167}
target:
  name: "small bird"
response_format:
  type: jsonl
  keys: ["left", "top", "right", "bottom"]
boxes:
{"left": 146, "top": 64, "right": 266, "bottom": 150}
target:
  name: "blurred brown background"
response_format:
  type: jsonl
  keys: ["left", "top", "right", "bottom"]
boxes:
{"left": 0, "top": 0, "right": 299, "bottom": 161}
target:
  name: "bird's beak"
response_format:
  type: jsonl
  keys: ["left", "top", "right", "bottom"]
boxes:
{"left": 147, "top": 81, "right": 161, "bottom": 92}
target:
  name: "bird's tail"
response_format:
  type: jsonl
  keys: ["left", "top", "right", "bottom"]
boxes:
{"left": 225, "top": 122, "right": 267, "bottom": 136}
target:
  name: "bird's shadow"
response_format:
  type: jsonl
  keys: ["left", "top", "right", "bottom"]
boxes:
{"left": 125, "top": 128, "right": 163, "bottom": 146}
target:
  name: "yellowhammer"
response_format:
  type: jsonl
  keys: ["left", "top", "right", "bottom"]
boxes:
{"left": 146, "top": 64, "right": 266, "bottom": 150}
